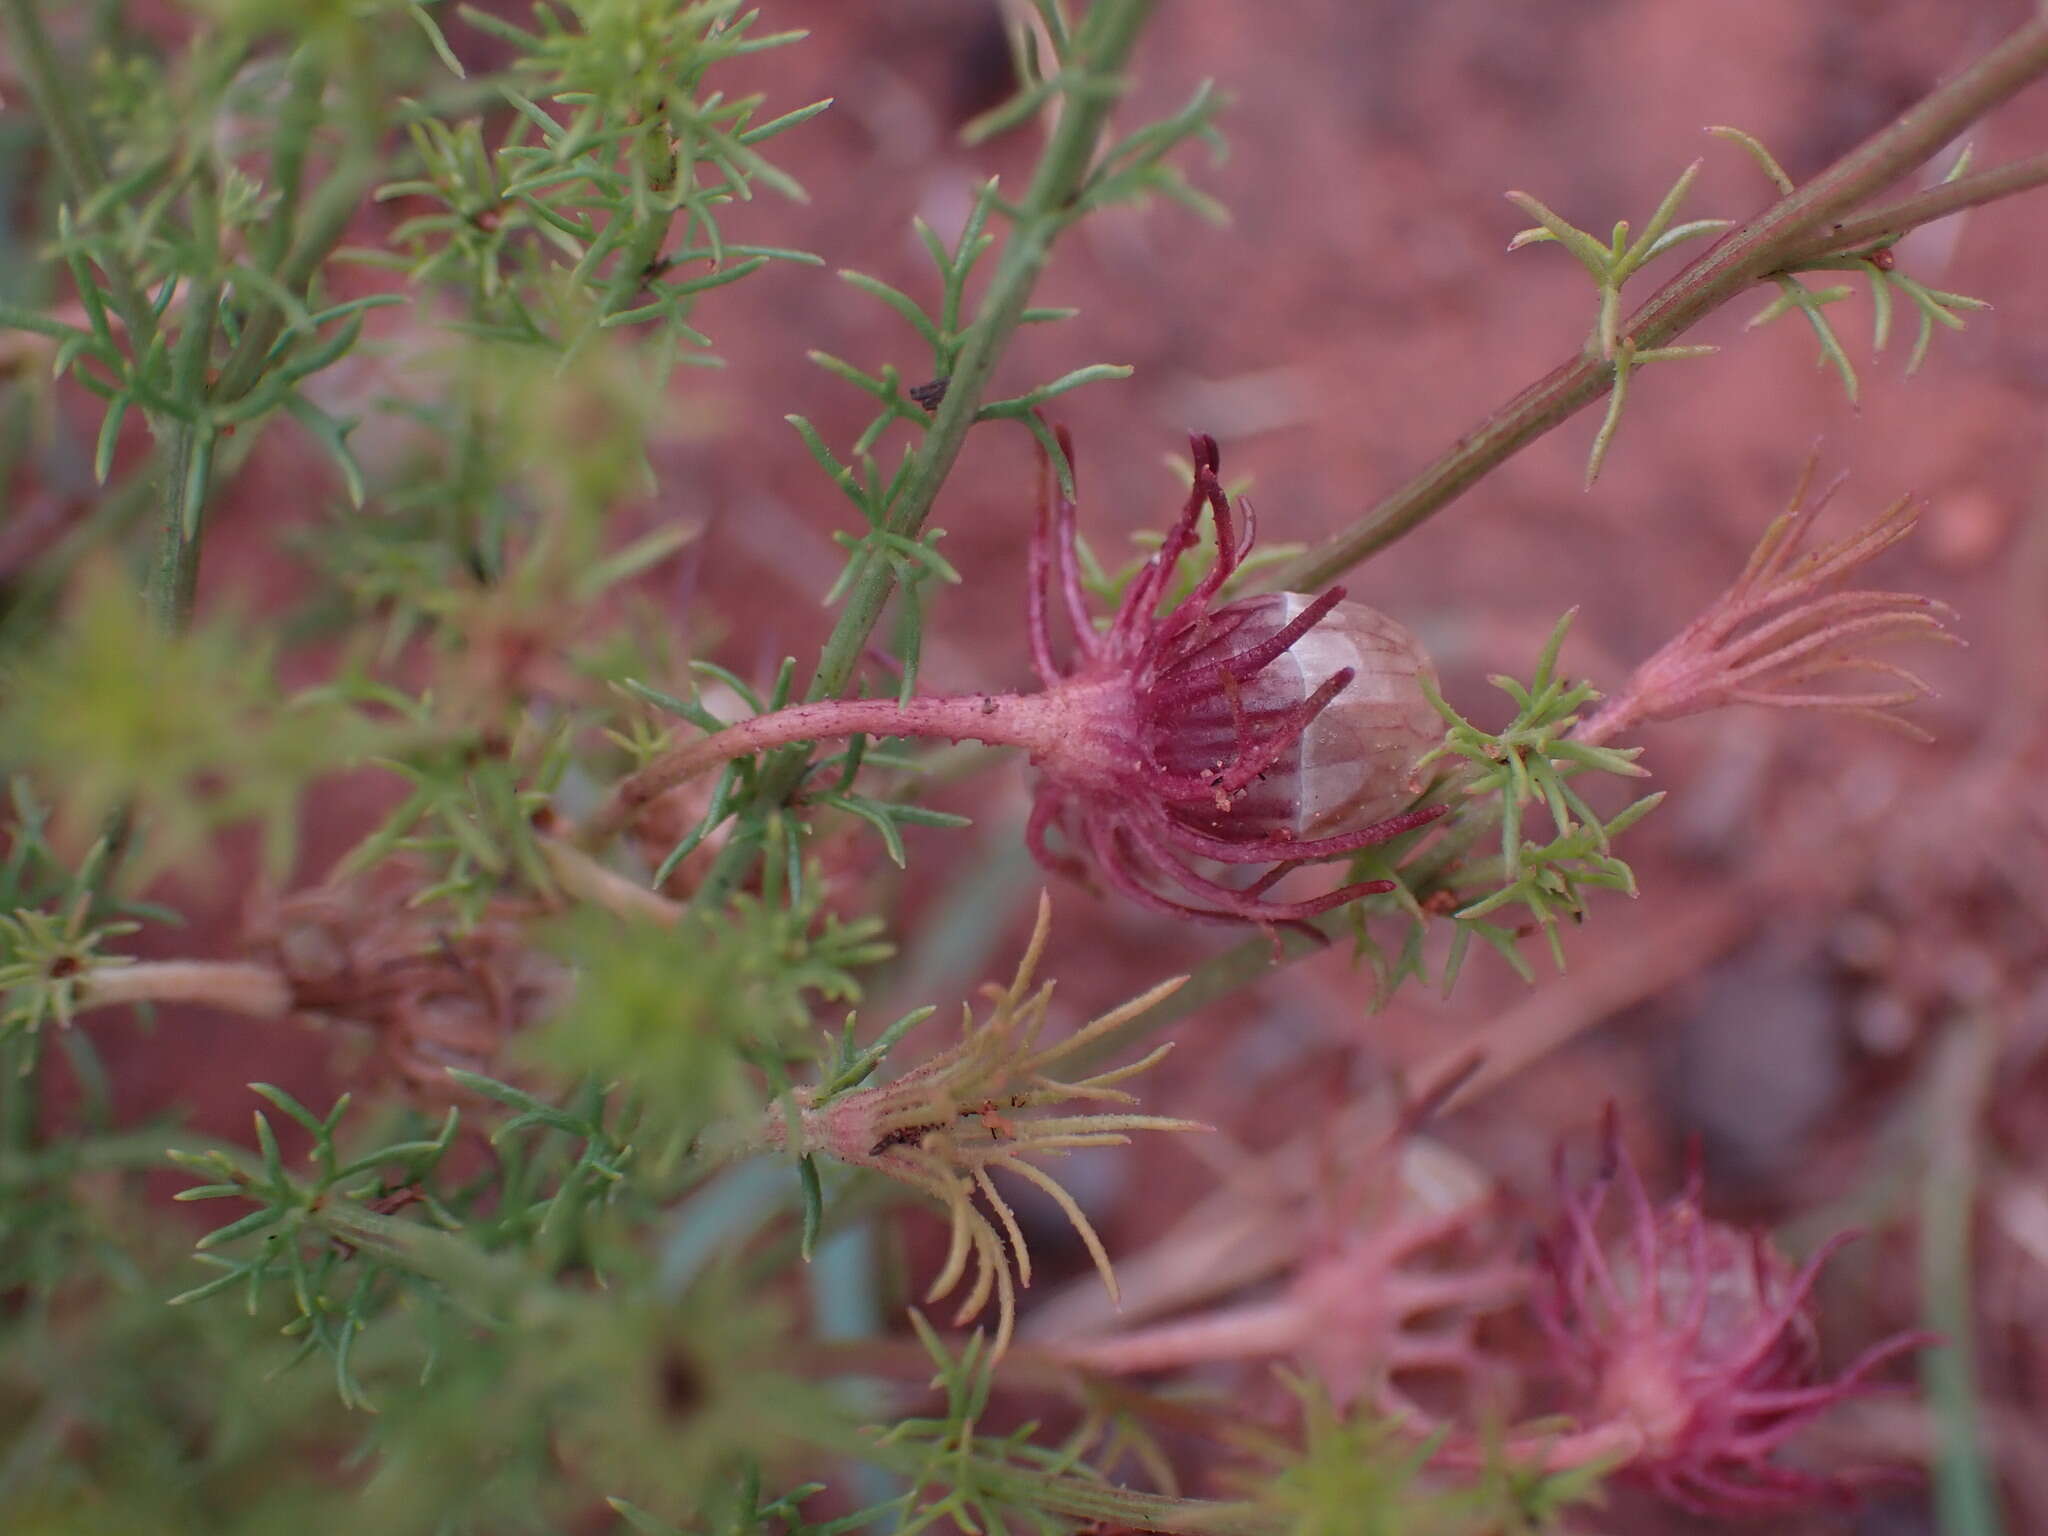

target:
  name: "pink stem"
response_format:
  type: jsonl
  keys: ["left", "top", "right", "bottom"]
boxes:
{"left": 79, "top": 960, "right": 293, "bottom": 1018}
{"left": 1055, "top": 1295, "right": 1306, "bottom": 1374}
{"left": 588, "top": 688, "right": 1081, "bottom": 844}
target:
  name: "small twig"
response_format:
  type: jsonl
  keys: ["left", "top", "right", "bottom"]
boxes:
{"left": 1783, "top": 150, "right": 2048, "bottom": 265}
{"left": 691, "top": 0, "right": 1160, "bottom": 901}
{"left": 1271, "top": 17, "right": 2048, "bottom": 589}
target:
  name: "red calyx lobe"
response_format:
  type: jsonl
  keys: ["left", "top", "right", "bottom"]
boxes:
{"left": 1020, "top": 427, "right": 1445, "bottom": 929}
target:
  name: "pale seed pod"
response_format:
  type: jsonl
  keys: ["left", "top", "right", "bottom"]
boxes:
{"left": 1152, "top": 593, "right": 1441, "bottom": 841}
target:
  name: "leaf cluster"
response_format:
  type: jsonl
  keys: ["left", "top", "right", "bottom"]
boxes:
{"left": 9, "top": 12, "right": 415, "bottom": 525}
{"left": 1249, "top": 1378, "right": 1604, "bottom": 1536}
{"left": 0, "top": 562, "right": 384, "bottom": 887}
{"left": 789, "top": 176, "right": 1132, "bottom": 699}
{"left": 1347, "top": 614, "right": 1661, "bottom": 997}
{"left": 1509, "top": 130, "right": 1990, "bottom": 486}
{"left": 0, "top": 791, "right": 149, "bottom": 1056}
{"left": 1714, "top": 125, "right": 1991, "bottom": 408}
{"left": 166, "top": 1084, "right": 464, "bottom": 1409}
{"left": 372, "top": 0, "right": 825, "bottom": 365}
{"left": 509, "top": 882, "right": 894, "bottom": 1161}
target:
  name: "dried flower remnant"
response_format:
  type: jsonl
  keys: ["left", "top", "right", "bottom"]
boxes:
{"left": 763, "top": 893, "right": 1201, "bottom": 1357}
{"left": 1052, "top": 1144, "right": 1522, "bottom": 1423}
{"left": 248, "top": 868, "right": 566, "bottom": 1101}
{"left": 1579, "top": 460, "right": 1959, "bottom": 747}
{"left": 1531, "top": 1116, "right": 1929, "bottom": 1516}
{"left": 595, "top": 430, "right": 1447, "bottom": 928}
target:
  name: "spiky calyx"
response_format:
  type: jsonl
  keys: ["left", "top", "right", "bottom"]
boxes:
{"left": 593, "top": 429, "right": 1447, "bottom": 930}
{"left": 763, "top": 893, "right": 1201, "bottom": 1357}
{"left": 1019, "top": 429, "right": 1447, "bottom": 928}
{"left": 1531, "top": 1116, "right": 1929, "bottom": 1516}
{"left": 1579, "top": 460, "right": 1959, "bottom": 747}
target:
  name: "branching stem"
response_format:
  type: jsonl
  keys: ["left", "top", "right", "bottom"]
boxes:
{"left": 693, "top": 0, "right": 1158, "bottom": 901}
{"left": 1785, "top": 149, "right": 2048, "bottom": 263}
{"left": 0, "top": 0, "right": 158, "bottom": 352}
{"left": 0, "top": 0, "right": 204, "bottom": 629}
{"left": 1271, "top": 16, "right": 2048, "bottom": 590}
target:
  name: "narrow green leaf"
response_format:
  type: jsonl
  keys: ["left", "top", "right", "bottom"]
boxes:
{"left": 1502, "top": 191, "right": 1613, "bottom": 279}
{"left": 282, "top": 395, "right": 365, "bottom": 506}
{"left": 1707, "top": 124, "right": 1795, "bottom": 193}
{"left": 92, "top": 397, "right": 128, "bottom": 484}
{"left": 797, "top": 1154, "right": 824, "bottom": 1261}
{"left": 840, "top": 269, "right": 944, "bottom": 350}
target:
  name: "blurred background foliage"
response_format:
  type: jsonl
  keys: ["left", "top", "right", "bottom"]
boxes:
{"left": 3, "top": 1, "right": 2048, "bottom": 1532}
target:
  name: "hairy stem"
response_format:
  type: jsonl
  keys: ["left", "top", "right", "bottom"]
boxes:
{"left": 691, "top": 0, "right": 1158, "bottom": 899}
{"left": 1271, "top": 16, "right": 2048, "bottom": 590}
{"left": 79, "top": 960, "right": 293, "bottom": 1018}
{"left": 588, "top": 689, "right": 1077, "bottom": 845}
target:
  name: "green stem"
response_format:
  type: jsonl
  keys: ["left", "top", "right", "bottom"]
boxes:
{"left": 0, "top": 0, "right": 200, "bottom": 630}
{"left": 692, "top": 0, "right": 1159, "bottom": 901}
{"left": 1919, "top": 1015, "right": 2007, "bottom": 1536}
{"left": 1783, "top": 148, "right": 2048, "bottom": 265}
{"left": 0, "top": 0, "right": 158, "bottom": 353}
{"left": 149, "top": 423, "right": 208, "bottom": 630}
{"left": 1271, "top": 15, "right": 2048, "bottom": 591}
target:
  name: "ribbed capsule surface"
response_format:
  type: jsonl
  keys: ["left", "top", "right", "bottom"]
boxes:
{"left": 1149, "top": 593, "right": 1440, "bottom": 842}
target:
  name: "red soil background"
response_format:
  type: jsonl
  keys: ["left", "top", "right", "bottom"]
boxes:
{"left": 10, "top": 1, "right": 2048, "bottom": 1530}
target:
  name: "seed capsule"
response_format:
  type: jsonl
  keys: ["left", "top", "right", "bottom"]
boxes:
{"left": 1146, "top": 593, "right": 1439, "bottom": 844}
{"left": 1024, "top": 427, "right": 1449, "bottom": 927}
